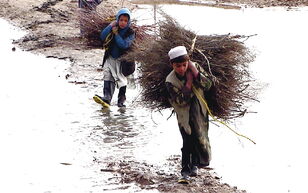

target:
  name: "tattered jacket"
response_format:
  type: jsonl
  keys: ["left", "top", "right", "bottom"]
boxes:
{"left": 165, "top": 62, "right": 212, "bottom": 135}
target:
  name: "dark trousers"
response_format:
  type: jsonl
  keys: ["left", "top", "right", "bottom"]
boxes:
{"left": 102, "top": 80, "right": 115, "bottom": 104}
{"left": 118, "top": 85, "right": 126, "bottom": 104}
{"left": 102, "top": 80, "right": 126, "bottom": 106}
{"left": 179, "top": 127, "right": 199, "bottom": 175}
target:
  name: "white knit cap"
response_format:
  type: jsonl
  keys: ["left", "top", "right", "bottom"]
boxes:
{"left": 168, "top": 46, "right": 187, "bottom": 60}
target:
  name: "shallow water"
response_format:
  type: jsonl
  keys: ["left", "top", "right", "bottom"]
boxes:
{"left": 0, "top": 18, "right": 176, "bottom": 193}
{"left": 1, "top": 4, "right": 308, "bottom": 193}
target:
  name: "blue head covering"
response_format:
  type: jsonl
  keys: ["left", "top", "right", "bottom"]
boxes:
{"left": 101, "top": 8, "right": 134, "bottom": 59}
{"left": 116, "top": 8, "right": 131, "bottom": 28}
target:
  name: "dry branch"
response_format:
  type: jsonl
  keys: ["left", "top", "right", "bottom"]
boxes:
{"left": 75, "top": 7, "right": 260, "bottom": 121}
{"left": 76, "top": 7, "right": 155, "bottom": 49}
{"left": 123, "top": 14, "right": 259, "bottom": 121}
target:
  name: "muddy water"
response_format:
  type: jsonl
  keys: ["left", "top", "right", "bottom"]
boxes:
{"left": 0, "top": 19, "right": 96, "bottom": 193}
{"left": 0, "top": 18, "right": 179, "bottom": 193}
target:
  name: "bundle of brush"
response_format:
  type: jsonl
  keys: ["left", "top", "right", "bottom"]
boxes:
{"left": 77, "top": 7, "right": 155, "bottom": 49}
{"left": 77, "top": 7, "right": 116, "bottom": 48}
{"left": 123, "top": 15, "right": 259, "bottom": 121}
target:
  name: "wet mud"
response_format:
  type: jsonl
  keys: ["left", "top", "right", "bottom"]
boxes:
{"left": 1, "top": 0, "right": 306, "bottom": 192}
{"left": 87, "top": 107, "right": 245, "bottom": 192}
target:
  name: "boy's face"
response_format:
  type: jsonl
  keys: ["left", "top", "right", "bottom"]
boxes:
{"left": 172, "top": 61, "right": 189, "bottom": 77}
{"left": 118, "top": 15, "right": 129, "bottom": 29}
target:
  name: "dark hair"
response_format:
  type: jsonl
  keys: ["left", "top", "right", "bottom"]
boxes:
{"left": 170, "top": 54, "right": 190, "bottom": 64}
{"left": 119, "top": 13, "right": 130, "bottom": 20}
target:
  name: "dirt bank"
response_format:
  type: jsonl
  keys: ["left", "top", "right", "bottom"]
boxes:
{"left": 0, "top": 0, "right": 306, "bottom": 192}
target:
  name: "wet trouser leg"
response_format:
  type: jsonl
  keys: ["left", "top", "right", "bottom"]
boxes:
{"left": 180, "top": 127, "right": 194, "bottom": 175}
{"left": 117, "top": 86, "right": 126, "bottom": 107}
{"left": 102, "top": 81, "right": 115, "bottom": 104}
{"left": 189, "top": 97, "right": 211, "bottom": 167}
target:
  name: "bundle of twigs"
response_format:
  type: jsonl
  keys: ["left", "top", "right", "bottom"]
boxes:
{"left": 77, "top": 8, "right": 114, "bottom": 48}
{"left": 123, "top": 15, "right": 259, "bottom": 121}
{"left": 76, "top": 6, "right": 259, "bottom": 120}
{"left": 77, "top": 7, "right": 155, "bottom": 49}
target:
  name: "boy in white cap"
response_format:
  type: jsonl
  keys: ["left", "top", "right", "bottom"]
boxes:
{"left": 165, "top": 46, "right": 213, "bottom": 184}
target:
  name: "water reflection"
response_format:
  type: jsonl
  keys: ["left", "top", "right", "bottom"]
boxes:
{"left": 89, "top": 104, "right": 158, "bottom": 158}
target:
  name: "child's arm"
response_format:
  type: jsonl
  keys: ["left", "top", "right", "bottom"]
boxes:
{"left": 188, "top": 61, "right": 199, "bottom": 78}
{"left": 194, "top": 63, "right": 212, "bottom": 91}
{"left": 114, "top": 31, "right": 135, "bottom": 49}
{"left": 100, "top": 21, "right": 115, "bottom": 41}
{"left": 198, "top": 74, "right": 212, "bottom": 91}
{"left": 166, "top": 82, "right": 193, "bottom": 107}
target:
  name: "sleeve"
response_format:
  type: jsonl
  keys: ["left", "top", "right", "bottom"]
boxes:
{"left": 100, "top": 25, "right": 112, "bottom": 41}
{"left": 166, "top": 82, "right": 194, "bottom": 107}
{"left": 194, "top": 63, "right": 212, "bottom": 91}
{"left": 114, "top": 31, "right": 135, "bottom": 49}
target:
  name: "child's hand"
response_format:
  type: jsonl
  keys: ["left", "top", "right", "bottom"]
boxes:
{"left": 112, "top": 26, "right": 118, "bottom": 34}
{"left": 185, "top": 70, "right": 194, "bottom": 90}
{"left": 110, "top": 21, "right": 117, "bottom": 27}
{"left": 188, "top": 61, "right": 199, "bottom": 78}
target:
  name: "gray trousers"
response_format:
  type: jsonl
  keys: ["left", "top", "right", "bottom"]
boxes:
{"left": 103, "top": 57, "right": 127, "bottom": 88}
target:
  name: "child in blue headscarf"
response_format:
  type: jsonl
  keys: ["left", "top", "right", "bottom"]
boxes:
{"left": 93, "top": 8, "right": 135, "bottom": 108}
